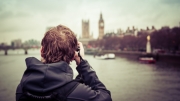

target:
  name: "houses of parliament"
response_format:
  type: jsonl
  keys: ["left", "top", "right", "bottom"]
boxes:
{"left": 79, "top": 13, "right": 104, "bottom": 46}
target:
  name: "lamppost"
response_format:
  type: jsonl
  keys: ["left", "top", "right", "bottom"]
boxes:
{"left": 146, "top": 35, "right": 151, "bottom": 53}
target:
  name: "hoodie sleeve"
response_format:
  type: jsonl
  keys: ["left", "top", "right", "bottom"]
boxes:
{"left": 16, "top": 84, "right": 24, "bottom": 101}
{"left": 74, "top": 59, "right": 112, "bottom": 101}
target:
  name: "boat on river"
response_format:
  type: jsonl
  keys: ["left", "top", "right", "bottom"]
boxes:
{"left": 138, "top": 53, "right": 156, "bottom": 63}
{"left": 139, "top": 57, "right": 156, "bottom": 63}
{"left": 94, "top": 53, "right": 115, "bottom": 59}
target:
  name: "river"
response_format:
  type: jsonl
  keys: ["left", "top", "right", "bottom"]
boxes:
{"left": 0, "top": 49, "right": 180, "bottom": 101}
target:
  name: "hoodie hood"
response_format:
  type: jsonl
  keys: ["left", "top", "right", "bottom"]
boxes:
{"left": 21, "top": 57, "right": 73, "bottom": 94}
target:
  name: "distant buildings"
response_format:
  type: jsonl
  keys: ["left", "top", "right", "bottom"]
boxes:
{"left": 0, "top": 42, "right": 8, "bottom": 47}
{"left": 104, "top": 26, "right": 156, "bottom": 38}
{"left": 81, "top": 13, "right": 104, "bottom": 40}
{"left": 161, "top": 26, "right": 170, "bottom": 30}
{"left": 98, "top": 13, "right": 104, "bottom": 39}
{"left": 79, "top": 19, "right": 94, "bottom": 46}
{"left": 79, "top": 13, "right": 105, "bottom": 46}
{"left": 104, "top": 26, "right": 138, "bottom": 38}
{"left": 23, "top": 39, "right": 40, "bottom": 48}
{"left": 82, "top": 20, "right": 91, "bottom": 39}
{"left": 140, "top": 26, "right": 156, "bottom": 33}
{"left": 11, "top": 39, "right": 22, "bottom": 48}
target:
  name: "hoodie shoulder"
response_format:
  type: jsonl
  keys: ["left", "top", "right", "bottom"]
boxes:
{"left": 25, "top": 57, "right": 42, "bottom": 68}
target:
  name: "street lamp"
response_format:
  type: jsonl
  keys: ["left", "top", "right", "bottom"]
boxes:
{"left": 146, "top": 35, "right": 151, "bottom": 53}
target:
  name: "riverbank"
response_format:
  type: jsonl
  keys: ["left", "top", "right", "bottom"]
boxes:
{"left": 94, "top": 50, "right": 180, "bottom": 65}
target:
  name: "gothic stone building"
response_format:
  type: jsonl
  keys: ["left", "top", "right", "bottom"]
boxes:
{"left": 80, "top": 13, "right": 104, "bottom": 46}
{"left": 98, "top": 13, "right": 104, "bottom": 39}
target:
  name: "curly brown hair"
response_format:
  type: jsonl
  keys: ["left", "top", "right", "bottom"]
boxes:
{"left": 41, "top": 25, "right": 78, "bottom": 64}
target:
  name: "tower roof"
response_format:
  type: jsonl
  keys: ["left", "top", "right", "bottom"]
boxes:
{"left": 100, "top": 12, "right": 103, "bottom": 20}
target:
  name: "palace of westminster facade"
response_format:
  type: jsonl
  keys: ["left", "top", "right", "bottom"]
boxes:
{"left": 79, "top": 13, "right": 104, "bottom": 46}
{"left": 80, "top": 13, "right": 157, "bottom": 42}
{"left": 81, "top": 13, "right": 104, "bottom": 40}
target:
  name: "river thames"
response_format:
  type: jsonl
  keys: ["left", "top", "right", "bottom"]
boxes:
{"left": 0, "top": 50, "right": 180, "bottom": 101}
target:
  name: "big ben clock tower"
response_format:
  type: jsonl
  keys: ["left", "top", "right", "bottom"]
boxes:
{"left": 98, "top": 13, "right": 104, "bottom": 39}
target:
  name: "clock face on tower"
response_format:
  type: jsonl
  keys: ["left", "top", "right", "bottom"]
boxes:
{"left": 100, "top": 22, "right": 104, "bottom": 27}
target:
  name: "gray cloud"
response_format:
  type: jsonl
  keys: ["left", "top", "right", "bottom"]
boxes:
{"left": 0, "top": 0, "right": 179, "bottom": 43}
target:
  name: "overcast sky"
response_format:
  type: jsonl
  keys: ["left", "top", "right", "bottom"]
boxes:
{"left": 0, "top": 0, "right": 180, "bottom": 44}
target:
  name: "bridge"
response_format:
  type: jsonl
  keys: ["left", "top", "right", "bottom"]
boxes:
{"left": 0, "top": 45, "right": 40, "bottom": 55}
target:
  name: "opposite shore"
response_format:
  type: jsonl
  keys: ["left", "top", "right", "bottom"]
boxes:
{"left": 91, "top": 50, "right": 180, "bottom": 66}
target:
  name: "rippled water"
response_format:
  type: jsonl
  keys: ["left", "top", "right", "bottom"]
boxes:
{"left": 0, "top": 50, "right": 180, "bottom": 101}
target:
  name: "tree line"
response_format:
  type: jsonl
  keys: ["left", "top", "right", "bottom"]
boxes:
{"left": 89, "top": 27, "right": 180, "bottom": 53}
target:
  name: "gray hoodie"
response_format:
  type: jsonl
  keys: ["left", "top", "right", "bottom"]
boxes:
{"left": 16, "top": 57, "right": 112, "bottom": 101}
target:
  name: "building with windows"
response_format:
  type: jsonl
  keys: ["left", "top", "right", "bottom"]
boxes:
{"left": 82, "top": 20, "right": 90, "bottom": 39}
{"left": 98, "top": 13, "right": 104, "bottom": 39}
{"left": 79, "top": 19, "right": 94, "bottom": 46}
{"left": 11, "top": 39, "right": 22, "bottom": 48}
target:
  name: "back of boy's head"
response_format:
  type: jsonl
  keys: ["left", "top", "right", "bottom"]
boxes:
{"left": 41, "top": 25, "right": 78, "bottom": 64}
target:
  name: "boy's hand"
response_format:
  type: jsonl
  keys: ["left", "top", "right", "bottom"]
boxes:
{"left": 74, "top": 42, "right": 84, "bottom": 65}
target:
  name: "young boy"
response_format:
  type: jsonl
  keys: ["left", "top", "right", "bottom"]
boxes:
{"left": 16, "top": 25, "right": 112, "bottom": 101}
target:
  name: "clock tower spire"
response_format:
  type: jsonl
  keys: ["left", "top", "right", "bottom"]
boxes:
{"left": 98, "top": 13, "right": 104, "bottom": 39}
